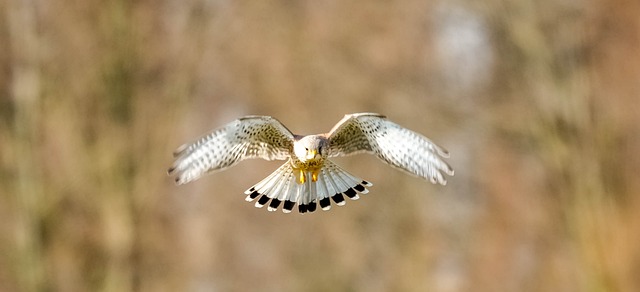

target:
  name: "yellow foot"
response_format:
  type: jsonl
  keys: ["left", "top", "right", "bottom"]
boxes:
{"left": 298, "top": 169, "right": 306, "bottom": 184}
{"left": 311, "top": 170, "right": 319, "bottom": 182}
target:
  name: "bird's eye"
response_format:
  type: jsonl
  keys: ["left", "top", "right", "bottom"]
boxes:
{"left": 305, "top": 147, "right": 309, "bottom": 151}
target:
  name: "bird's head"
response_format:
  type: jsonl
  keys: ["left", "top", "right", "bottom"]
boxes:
{"left": 293, "top": 135, "right": 328, "bottom": 163}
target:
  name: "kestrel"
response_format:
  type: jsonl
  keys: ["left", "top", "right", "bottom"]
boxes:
{"left": 168, "top": 113, "right": 454, "bottom": 213}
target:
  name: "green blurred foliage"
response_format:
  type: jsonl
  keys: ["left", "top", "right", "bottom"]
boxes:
{"left": 2, "top": 0, "right": 639, "bottom": 291}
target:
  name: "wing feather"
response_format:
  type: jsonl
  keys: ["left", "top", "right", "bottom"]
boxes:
{"left": 327, "top": 113, "right": 454, "bottom": 184}
{"left": 168, "top": 116, "right": 294, "bottom": 185}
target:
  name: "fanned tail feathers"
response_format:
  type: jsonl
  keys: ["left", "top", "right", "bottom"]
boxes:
{"left": 244, "top": 161, "right": 372, "bottom": 214}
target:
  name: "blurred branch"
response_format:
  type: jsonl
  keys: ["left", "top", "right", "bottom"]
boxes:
{"left": 488, "top": 0, "right": 634, "bottom": 290}
{"left": 6, "top": 0, "right": 45, "bottom": 290}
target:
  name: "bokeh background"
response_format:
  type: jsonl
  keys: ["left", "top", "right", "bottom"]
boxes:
{"left": 2, "top": 0, "right": 640, "bottom": 291}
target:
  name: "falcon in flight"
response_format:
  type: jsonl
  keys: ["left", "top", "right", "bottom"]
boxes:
{"left": 168, "top": 113, "right": 453, "bottom": 213}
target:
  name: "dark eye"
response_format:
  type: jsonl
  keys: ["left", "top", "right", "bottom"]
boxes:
{"left": 305, "top": 147, "right": 309, "bottom": 151}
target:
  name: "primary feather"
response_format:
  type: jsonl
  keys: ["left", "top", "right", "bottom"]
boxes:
{"left": 327, "top": 113, "right": 454, "bottom": 184}
{"left": 168, "top": 116, "right": 294, "bottom": 185}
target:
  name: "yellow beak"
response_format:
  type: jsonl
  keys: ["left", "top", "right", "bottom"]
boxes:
{"left": 306, "top": 149, "right": 317, "bottom": 160}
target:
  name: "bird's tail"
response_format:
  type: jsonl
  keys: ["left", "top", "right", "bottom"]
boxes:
{"left": 244, "top": 160, "right": 372, "bottom": 214}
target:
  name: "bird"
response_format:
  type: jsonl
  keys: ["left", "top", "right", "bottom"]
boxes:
{"left": 168, "top": 113, "right": 454, "bottom": 214}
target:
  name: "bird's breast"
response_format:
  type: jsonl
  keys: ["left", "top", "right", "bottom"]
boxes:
{"left": 290, "top": 158, "right": 325, "bottom": 184}
{"left": 290, "top": 157, "right": 324, "bottom": 170}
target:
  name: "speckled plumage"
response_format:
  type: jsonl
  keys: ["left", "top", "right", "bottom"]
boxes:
{"left": 168, "top": 113, "right": 454, "bottom": 213}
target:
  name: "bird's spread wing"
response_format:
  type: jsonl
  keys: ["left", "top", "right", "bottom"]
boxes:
{"left": 327, "top": 113, "right": 454, "bottom": 184}
{"left": 168, "top": 116, "right": 294, "bottom": 185}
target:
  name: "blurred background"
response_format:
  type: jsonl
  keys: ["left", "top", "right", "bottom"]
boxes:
{"left": 1, "top": 0, "right": 639, "bottom": 291}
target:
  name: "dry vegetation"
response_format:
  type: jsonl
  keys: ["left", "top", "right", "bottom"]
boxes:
{"left": 1, "top": 0, "right": 639, "bottom": 291}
